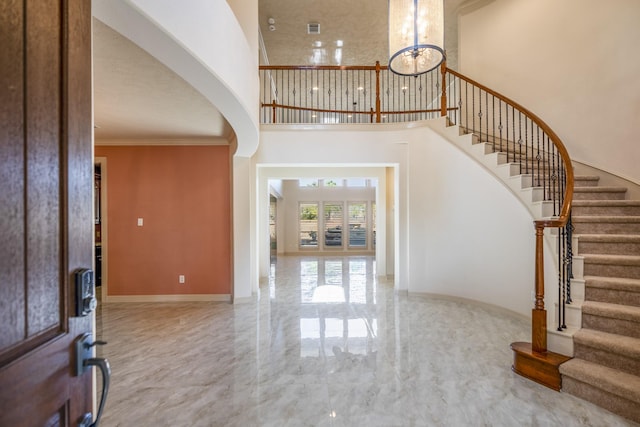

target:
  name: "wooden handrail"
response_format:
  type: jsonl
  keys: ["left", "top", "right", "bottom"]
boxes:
{"left": 259, "top": 64, "right": 387, "bottom": 71}
{"left": 444, "top": 66, "right": 574, "bottom": 226}
{"left": 443, "top": 64, "right": 574, "bottom": 357}
{"left": 262, "top": 102, "right": 457, "bottom": 118}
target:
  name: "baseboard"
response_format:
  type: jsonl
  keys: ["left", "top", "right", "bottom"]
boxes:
{"left": 104, "top": 294, "right": 231, "bottom": 303}
{"left": 232, "top": 294, "right": 257, "bottom": 304}
{"left": 408, "top": 291, "right": 529, "bottom": 322}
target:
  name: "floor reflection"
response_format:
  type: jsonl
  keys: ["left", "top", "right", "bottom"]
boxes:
{"left": 96, "top": 255, "right": 634, "bottom": 426}
{"left": 279, "top": 257, "right": 378, "bottom": 359}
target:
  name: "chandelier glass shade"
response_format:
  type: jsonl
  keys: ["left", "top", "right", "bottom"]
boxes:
{"left": 388, "top": 0, "right": 445, "bottom": 76}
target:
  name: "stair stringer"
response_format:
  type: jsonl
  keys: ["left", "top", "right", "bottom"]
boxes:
{"left": 426, "top": 118, "right": 577, "bottom": 356}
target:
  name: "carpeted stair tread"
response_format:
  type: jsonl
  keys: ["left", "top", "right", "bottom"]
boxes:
{"left": 574, "top": 186, "right": 628, "bottom": 193}
{"left": 560, "top": 359, "right": 640, "bottom": 404}
{"left": 572, "top": 200, "right": 640, "bottom": 216}
{"left": 584, "top": 276, "right": 640, "bottom": 292}
{"left": 572, "top": 216, "right": 640, "bottom": 234}
{"left": 573, "top": 216, "right": 640, "bottom": 223}
{"left": 574, "top": 329, "right": 640, "bottom": 360}
{"left": 575, "top": 234, "right": 640, "bottom": 256}
{"left": 574, "top": 175, "right": 600, "bottom": 182}
{"left": 573, "top": 200, "right": 640, "bottom": 207}
{"left": 582, "top": 301, "right": 640, "bottom": 323}
{"left": 577, "top": 234, "right": 640, "bottom": 243}
{"left": 573, "top": 187, "right": 628, "bottom": 200}
{"left": 582, "top": 254, "right": 640, "bottom": 265}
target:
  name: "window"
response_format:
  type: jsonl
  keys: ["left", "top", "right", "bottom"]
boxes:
{"left": 345, "top": 178, "right": 367, "bottom": 187}
{"left": 348, "top": 202, "right": 367, "bottom": 248}
{"left": 323, "top": 202, "right": 343, "bottom": 248}
{"left": 299, "top": 202, "right": 318, "bottom": 247}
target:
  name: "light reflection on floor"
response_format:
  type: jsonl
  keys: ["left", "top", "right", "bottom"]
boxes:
{"left": 97, "top": 255, "right": 635, "bottom": 426}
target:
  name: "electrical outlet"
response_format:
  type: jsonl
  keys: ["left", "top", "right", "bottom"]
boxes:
{"left": 179, "top": 275, "right": 185, "bottom": 284}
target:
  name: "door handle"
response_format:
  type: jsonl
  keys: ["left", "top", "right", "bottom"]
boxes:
{"left": 75, "top": 333, "right": 111, "bottom": 427}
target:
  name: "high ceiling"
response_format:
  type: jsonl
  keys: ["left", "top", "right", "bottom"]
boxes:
{"left": 258, "top": 0, "right": 466, "bottom": 68}
{"left": 93, "top": 1, "right": 469, "bottom": 141}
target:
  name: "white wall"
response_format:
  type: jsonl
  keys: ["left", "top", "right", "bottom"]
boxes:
{"left": 256, "top": 122, "right": 539, "bottom": 317}
{"left": 226, "top": 0, "right": 259, "bottom": 60}
{"left": 458, "top": 0, "right": 640, "bottom": 185}
{"left": 408, "top": 124, "right": 536, "bottom": 316}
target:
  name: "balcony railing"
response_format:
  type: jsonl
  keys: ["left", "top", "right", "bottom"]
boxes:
{"left": 260, "top": 62, "right": 452, "bottom": 124}
{"left": 260, "top": 61, "right": 574, "bottom": 388}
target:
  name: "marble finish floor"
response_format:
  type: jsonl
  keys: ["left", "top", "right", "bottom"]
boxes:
{"left": 96, "top": 255, "right": 637, "bottom": 426}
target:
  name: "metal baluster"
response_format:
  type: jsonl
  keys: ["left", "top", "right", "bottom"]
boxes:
{"left": 566, "top": 212, "right": 573, "bottom": 304}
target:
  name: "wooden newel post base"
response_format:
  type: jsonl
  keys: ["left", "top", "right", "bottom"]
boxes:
{"left": 511, "top": 221, "right": 571, "bottom": 391}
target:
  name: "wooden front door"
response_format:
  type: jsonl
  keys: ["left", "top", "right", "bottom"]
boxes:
{"left": 0, "top": 1, "right": 95, "bottom": 426}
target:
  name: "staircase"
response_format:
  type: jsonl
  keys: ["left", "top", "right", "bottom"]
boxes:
{"left": 438, "top": 118, "right": 640, "bottom": 422}
{"left": 559, "top": 175, "right": 640, "bottom": 423}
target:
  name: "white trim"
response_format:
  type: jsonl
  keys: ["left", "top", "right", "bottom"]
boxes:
{"left": 95, "top": 157, "right": 108, "bottom": 303}
{"left": 104, "top": 294, "right": 231, "bottom": 303}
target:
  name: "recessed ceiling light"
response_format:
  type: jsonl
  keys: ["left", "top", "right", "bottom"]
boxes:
{"left": 336, "top": 40, "right": 343, "bottom": 47}
{"left": 312, "top": 87, "right": 319, "bottom": 91}
{"left": 357, "top": 86, "right": 364, "bottom": 91}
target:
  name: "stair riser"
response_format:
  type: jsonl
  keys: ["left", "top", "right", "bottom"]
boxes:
{"left": 584, "top": 262, "right": 640, "bottom": 280}
{"left": 554, "top": 303, "right": 582, "bottom": 329}
{"left": 561, "top": 377, "right": 640, "bottom": 423}
{"left": 582, "top": 314, "right": 640, "bottom": 339}
{"left": 572, "top": 205, "right": 640, "bottom": 216}
{"left": 573, "top": 191, "right": 626, "bottom": 200}
{"left": 586, "top": 286, "right": 640, "bottom": 307}
{"left": 573, "top": 222, "right": 640, "bottom": 234}
{"left": 577, "top": 241, "right": 640, "bottom": 256}
{"left": 573, "top": 344, "right": 640, "bottom": 377}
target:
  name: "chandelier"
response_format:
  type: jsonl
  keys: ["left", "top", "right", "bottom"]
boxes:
{"left": 388, "top": 0, "right": 445, "bottom": 76}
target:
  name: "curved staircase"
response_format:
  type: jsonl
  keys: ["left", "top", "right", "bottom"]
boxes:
{"left": 559, "top": 176, "right": 640, "bottom": 423}
{"left": 436, "top": 121, "right": 640, "bottom": 422}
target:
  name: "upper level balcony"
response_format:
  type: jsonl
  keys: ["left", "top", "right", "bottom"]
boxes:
{"left": 259, "top": 62, "right": 452, "bottom": 125}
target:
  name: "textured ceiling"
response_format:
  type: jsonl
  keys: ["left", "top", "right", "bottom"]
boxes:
{"left": 93, "top": 19, "right": 229, "bottom": 141}
{"left": 259, "top": 0, "right": 466, "bottom": 68}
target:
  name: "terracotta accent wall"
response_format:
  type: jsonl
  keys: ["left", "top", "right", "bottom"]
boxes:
{"left": 95, "top": 145, "right": 231, "bottom": 295}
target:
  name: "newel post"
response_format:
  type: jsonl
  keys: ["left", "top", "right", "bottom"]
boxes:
{"left": 271, "top": 100, "right": 277, "bottom": 124}
{"left": 532, "top": 222, "right": 547, "bottom": 353}
{"left": 375, "top": 61, "right": 381, "bottom": 123}
{"left": 440, "top": 59, "right": 447, "bottom": 117}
